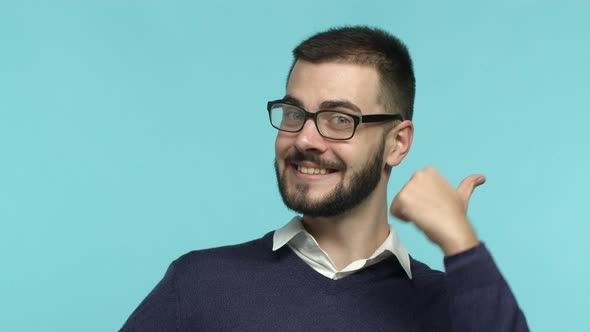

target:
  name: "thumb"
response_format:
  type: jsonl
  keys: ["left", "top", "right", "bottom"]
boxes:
{"left": 456, "top": 174, "right": 486, "bottom": 207}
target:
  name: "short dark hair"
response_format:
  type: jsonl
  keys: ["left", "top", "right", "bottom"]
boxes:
{"left": 288, "top": 26, "right": 415, "bottom": 120}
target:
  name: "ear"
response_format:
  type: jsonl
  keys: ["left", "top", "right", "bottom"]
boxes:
{"left": 384, "top": 120, "right": 414, "bottom": 167}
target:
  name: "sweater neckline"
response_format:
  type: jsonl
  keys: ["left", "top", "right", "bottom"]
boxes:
{"left": 263, "top": 231, "right": 410, "bottom": 290}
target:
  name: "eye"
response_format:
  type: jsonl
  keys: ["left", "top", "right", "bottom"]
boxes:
{"left": 332, "top": 115, "right": 351, "bottom": 125}
{"left": 278, "top": 105, "right": 305, "bottom": 129}
{"left": 326, "top": 113, "right": 353, "bottom": 127}
{"left": 284, "top": 108, "right": 303, "bottom": 121}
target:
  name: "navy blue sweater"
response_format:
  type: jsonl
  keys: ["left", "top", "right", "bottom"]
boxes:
{"left": 121, "top": 232, "right": 528, "bottom": 331}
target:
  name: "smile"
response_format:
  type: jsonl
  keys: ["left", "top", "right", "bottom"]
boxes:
{"left": 297, "top": 165, "right": 329, "bottom": 175}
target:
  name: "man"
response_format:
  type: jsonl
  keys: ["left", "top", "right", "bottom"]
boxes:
{"left": 121, "top": 26, "right": 529, "bottom": 331}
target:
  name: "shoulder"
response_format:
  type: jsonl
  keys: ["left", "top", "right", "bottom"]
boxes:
{"left": 169, "top": 231, "right": 275, "bottom": 275}
{"left": 156, "top": 231, "right": 282, "bottom": 303}
{"left": 409, "top": 256, "right": 448, "bottom": 290}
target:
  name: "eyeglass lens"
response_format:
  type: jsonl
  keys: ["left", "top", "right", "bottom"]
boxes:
{"left": 270, "top": 104, "right": 356, "bottom": 139}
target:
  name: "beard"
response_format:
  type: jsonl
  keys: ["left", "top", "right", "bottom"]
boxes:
{"left": 275, "top": 140, "right": 385, "bottom": 217}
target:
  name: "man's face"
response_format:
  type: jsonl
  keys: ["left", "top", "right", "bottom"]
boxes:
{"left": 274, "top": 60, "right": 389, "bottom": 217}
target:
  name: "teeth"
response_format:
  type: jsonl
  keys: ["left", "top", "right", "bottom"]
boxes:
{"left": 297, "top": 165, "right": 328, "bottom": 175}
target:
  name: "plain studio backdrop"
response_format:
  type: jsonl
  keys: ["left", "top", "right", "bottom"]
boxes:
{"left": 0, "top": 1, "right": 588, "bottom": 331}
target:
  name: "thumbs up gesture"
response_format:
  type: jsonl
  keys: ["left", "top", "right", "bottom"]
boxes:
{"left": 390, "top": 167, "right": 486, "bottom": 256}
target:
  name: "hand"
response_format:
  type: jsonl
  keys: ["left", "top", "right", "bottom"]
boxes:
{"left": 390, "top": 167, "right": 486, "bottom": 256}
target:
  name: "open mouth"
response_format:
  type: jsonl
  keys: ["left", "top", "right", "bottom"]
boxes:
{"left": 293, "top": 164, "right": 337, "bottom": 175}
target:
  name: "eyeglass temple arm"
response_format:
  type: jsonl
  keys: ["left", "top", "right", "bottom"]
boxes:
{"left": 360, "top": 114, "right": 404, "bottom": 123}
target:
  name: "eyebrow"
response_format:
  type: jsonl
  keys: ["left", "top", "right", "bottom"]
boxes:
{"left": 282, "top": 95, "right": 362, "bottom": 114}
{"left": 319, "top": 100, "right": 361, "bottom": 114}
{"left": 282, "top": 95, "right": 304, "bottom": 107}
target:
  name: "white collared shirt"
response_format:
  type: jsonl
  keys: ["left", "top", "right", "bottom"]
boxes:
{"left": 273, "top": 216, "right": 412, "bottom": 280}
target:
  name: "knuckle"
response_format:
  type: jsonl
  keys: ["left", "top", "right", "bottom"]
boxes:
{"left": 425, "top": 166, "right": 438, "bottom": 175}
{"left": 397, "top": 189, "right": 412, "bottom": 204}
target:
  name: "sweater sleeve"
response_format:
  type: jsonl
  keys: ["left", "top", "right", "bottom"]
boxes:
{"left": 119, "top": 261, "right": 179, "bottom": 332}
{"left": 443, "top": 243, "right": 529, "bottom": 332}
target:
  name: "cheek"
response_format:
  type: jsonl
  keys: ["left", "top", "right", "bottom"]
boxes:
{"left": 331, "top": 144, "right": 354, "bottom": 165}
{"left": 336, "top": 145, "right": 370, "bottom": 173}
{"left": 275, "top": 133, "right": 293, "bottom": 156}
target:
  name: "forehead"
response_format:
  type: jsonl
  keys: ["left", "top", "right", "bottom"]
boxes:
{"left": 286, "top": 60, "right": 382, "bottom": 113}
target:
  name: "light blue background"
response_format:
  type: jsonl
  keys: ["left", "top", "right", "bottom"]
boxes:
{"left": 1, "top": 1, "right": 588, "bottom": 331}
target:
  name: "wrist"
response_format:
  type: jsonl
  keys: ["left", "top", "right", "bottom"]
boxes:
{"left": 442, "top": 238, "right": 480, "bottom": 256}
{"left": 440, "top": 222, "right": 479, "bottom": 256}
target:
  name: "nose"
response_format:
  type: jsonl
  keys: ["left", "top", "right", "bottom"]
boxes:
{"left": 294, "top": 119, "right": 328, "bottom": 153}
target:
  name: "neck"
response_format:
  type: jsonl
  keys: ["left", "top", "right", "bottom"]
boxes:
{"left": 301, "top": 182, "right": 390, "bottom": 270}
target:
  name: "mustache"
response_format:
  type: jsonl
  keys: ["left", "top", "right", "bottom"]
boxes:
{"left": 284, "top": 151, "right": 344, "bottom": 170}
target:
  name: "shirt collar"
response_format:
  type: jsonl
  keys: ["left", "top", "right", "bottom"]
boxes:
{"left": 273, "top": 216, "right": 412, "bottom": 279}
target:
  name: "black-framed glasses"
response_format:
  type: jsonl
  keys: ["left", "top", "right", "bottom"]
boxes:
{"left": 267, "top": 100, "right": 404, "bottom": 140}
